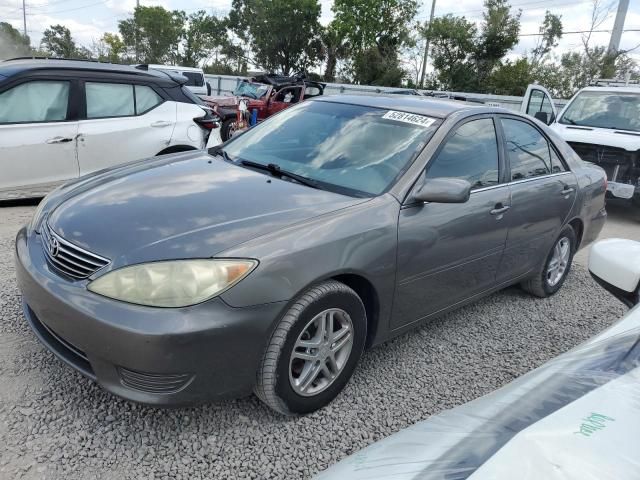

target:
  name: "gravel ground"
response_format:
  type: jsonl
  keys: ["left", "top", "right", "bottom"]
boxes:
{"left": 0, "top": 203, "right": 631, "bottom": 480}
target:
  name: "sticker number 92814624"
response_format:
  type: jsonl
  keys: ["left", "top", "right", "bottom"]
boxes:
{"left": 381, "top": 110, "right": 436, "bottom": 128}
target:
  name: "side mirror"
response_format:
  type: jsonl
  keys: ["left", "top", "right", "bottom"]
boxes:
{"left": 589, "top": 239, "right": 640, "bottom": 308}
{"left": 534, "top": 111, "right": 549, "bottom": 124}
{"left": 412, "top": 178, "right": 471, "bottom": 204}
{"left": 206, "top": 82, "right": 212, "bottom": 96}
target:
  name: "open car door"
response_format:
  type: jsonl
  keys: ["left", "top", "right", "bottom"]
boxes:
{"left": 521, "top": 84, "right": 557, "bottom": 125}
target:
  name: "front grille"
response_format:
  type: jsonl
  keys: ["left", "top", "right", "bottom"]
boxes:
{"left": 41, "top": 223, "right": 110, "bottom": 279}
{"left": 567, "top": 142, "right": 633, "bottom": 165}
{"left": 118, "top": 368, "right": 193, "bottom": 394}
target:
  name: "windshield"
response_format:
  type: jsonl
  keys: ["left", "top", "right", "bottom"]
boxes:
{"left": 233, "top": 81, "right": 270, "bottom": 100}
{"left": 559, "top": 91, "right": 640, "bottom": 132}
{"left": 221, "top": 101, "right": 440, "bottom": 196}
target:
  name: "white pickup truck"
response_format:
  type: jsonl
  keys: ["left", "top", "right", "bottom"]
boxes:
{"left": 520, "top": 81, "right": 640, "bottom": 206}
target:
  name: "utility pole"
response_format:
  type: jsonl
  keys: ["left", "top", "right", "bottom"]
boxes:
{"left": 22, "top": 0, "right": 27, "bottom": 38}
{"left": 608, "top": 0, "right": 629, "bottom": 54}
{"left": 419, "top": 0, "right": 436, "bottom": 89}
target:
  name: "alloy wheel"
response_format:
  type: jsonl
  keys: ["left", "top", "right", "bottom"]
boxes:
{"left": 546, "top": 236, "right": 571, "bottom": 287}
{"left": 289, "top": 308, "right": 354, "bottom": 397}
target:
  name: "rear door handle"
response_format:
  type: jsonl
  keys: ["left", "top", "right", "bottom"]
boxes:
{"left": 45, "top": 136, "right": 73, "bottom": 144}
{"left": 150, "top": 121, "right": 172, "bottom": 128}
{"left": 490, "top": 205, "right": 510, "bottom": 216}
{"left": 561, "top": 186, "right": 575, "bottom": 196}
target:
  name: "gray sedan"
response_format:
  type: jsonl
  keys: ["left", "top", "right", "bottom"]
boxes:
{"left": 15, "top": 95, "right": 607, "bottom": 415}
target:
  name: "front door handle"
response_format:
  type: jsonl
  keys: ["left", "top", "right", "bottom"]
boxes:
{"left": 561, "top": 186, "right": 575, "bottom": 196}
{"left": 490, "top": 204, "right": 510, "bottom": 216}
{"left": 150, "top": 121, "right": 172, "bottom": 128}
{"left": 45, "top": 136, "right": 73, "bottom": 144}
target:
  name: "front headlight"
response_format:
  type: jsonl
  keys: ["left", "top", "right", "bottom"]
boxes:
{"left": 87, "top": 259, "right": 257, "bottom": 307}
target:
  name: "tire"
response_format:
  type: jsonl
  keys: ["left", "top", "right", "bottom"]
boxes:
{"left": 221, "top": 118, "right": 237, "bottom": 142}
{"left": 255, "top": 280, "right": 367, "bottom": 415}
{"left": 521, "top": 224, "right": 577, "bottom": 298}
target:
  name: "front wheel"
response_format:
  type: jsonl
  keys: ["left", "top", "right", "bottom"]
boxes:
{"left": 521, "top": 224, "right": 577, "bottom": 297}
{"left": 255, "top": 281, "right": 367, "bottom": 415}
{"left": 221, "top": 118, "right": 237, "bottom": 141}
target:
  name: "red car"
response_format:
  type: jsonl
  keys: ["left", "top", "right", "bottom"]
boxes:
{"left": 201, "top": 73, "right": 325, "bottom": 141}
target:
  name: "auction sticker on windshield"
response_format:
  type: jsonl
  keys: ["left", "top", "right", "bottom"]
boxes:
{"left": 382, "top": 110, "right": 436, "bottom": 128}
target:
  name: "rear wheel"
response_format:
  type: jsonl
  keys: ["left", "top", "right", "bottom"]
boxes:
{"left": 521, "top": 225, "right": 576, "bottom": 297}
{"left": 255, "top": 281, "right": 366, "bottom": 415}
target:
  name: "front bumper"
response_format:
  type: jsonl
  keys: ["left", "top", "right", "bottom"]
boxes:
{"left": 606, "top": 181, "right": 637, "bottom": 200}
{"left": 14, "top": 227, "right": 286, "bottom": 406}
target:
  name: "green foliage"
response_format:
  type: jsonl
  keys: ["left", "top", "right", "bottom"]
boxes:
{"left": 427, "top": 15, "right": 477, "bottom": 90}
{"left": 228, "top": 0, "right": 322, "bottom": 75}
{"left": 332, "top": 0, "right": 417, "bottom": 85}
{"left": 488, "top": 58, "right": 534, "bottom": 95}
{"left": 41, "top": 25, "right": 77, "bottom": 58}
{"left": 530, "top": 11, "right": 562, "bottom": 66}
{"left": 119, "top": 6, "right": 185, "bottom": 63}
{"left": 353, "top": 43, "right": 405, "bottom": 87}
{"left": 321, "top": 22, "right": 350, "bottom": 82}
{"left": 0, "top": 22, "right": 31, "bottom": 59}
{"left": 180, "top": 11, "right": 226, "bottom": 67}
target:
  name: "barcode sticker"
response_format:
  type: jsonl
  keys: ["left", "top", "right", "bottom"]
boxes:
{"left": 382, "top": 110, "right": 436, "bottom": 128}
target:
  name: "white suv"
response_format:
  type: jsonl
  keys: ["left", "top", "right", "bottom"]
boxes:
{"left": 520, "top": 82, "right": 640, "bottom": 206}
{"left": 0, "top": 59, "right": 219, "bottom": 200}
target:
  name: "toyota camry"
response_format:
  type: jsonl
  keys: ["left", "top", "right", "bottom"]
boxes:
{"left": 15, "top": 95, "right": 607, "bottom": 415}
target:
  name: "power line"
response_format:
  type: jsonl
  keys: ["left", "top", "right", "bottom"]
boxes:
{"left": 519, "top": 27, "right": 640, "bottom": 36}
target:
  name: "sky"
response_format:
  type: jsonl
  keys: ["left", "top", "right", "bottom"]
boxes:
{"left": 1, "top": 0, "right": 639, "bottom": 68}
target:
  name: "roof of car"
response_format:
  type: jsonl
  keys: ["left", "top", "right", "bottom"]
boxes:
{"left": 146, "top": 64, "right": 205, "bottom": 73}
{"left": 0, "top": 58, "right": 175, "bottom": 82}
{"left": 578, "top": 86, "right": 640, "bottom": 94}
{"left": 312, "top": 94, "right": 481, "bottom": 119}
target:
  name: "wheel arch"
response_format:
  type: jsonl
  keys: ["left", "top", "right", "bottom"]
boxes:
{"left": 567, "top": 217, "right": 584, "bottom": 250}
{"left": 330, "top": 273, "right": 380, "bottom": 349}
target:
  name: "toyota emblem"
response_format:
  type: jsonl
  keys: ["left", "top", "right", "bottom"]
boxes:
{"left": 48, "top": 237, "right": 60, "bottom": 258}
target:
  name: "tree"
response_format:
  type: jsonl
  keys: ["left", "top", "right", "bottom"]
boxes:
{"left": 180, "top": 11, "right": 226, "bottom": 67}
{"left": 119, "top": 6, "right": 185, "bottom": 63}
{"left": 228, "top": 0, "right": 322, "bottom": 75}
{"left": 332, "top": 0, "right": 417, "bottom": 84}
{"left": 426, "top": 15, "right": 477, "bottom": 90}
{"left": 474, "top": 0, "right": 521, "bottom": 89}
{"left": 0, "top": 22, "right": 31, "bottom": 59}
{"left": 41, "top": 25, "right": 77, "bottom": 58}
{"left": 530, "top": 11, "right": 562, "bottom": 67}
{"left": 320, "top": 22, "right": 350, "bottom": 82}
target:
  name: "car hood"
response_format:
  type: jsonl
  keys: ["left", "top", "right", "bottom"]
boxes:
{"left": 551, "top": 123, "right": 640, "bottom": 151}
{"left": 201, "top": 95, "right": 238, "bottom": 107}
{"left": 47, "top": 152, "right": 366, "bottom": 267}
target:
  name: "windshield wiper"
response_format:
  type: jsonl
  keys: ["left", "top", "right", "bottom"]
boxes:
{"left": 240, "top": 160, "right": 320, "bottom": 189}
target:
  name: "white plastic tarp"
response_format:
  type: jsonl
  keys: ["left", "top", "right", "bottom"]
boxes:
{"left": 315, "top": 304, "right": 640, "bottom": 480}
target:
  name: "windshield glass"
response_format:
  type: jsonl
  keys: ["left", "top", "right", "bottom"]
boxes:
{"left": 233, "top": 81, "right": 270, "bottom": 99}
{"left": 559, "top": 91, "right": 640, "bottom": 132}
{"left": 222, "top": 101, "right": 440, "bottom": 196}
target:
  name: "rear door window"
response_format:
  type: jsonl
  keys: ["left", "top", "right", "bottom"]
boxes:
{"left": 86, "top": 83, "right": 163, "bottom": 118}
{"left": 426, "top": 118, "right": 500, "bottom": 189}
{"left": 501, "top": 118, "right": 552, "bottom": 180}
{"left": 135, "top": 85, "right": 163, "bottom": 114}
{"left": 86, "top": 82, "right": 134, "bottom": 118}
{"left": 0, "top": 80, "right": 70, "bottom": 123}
